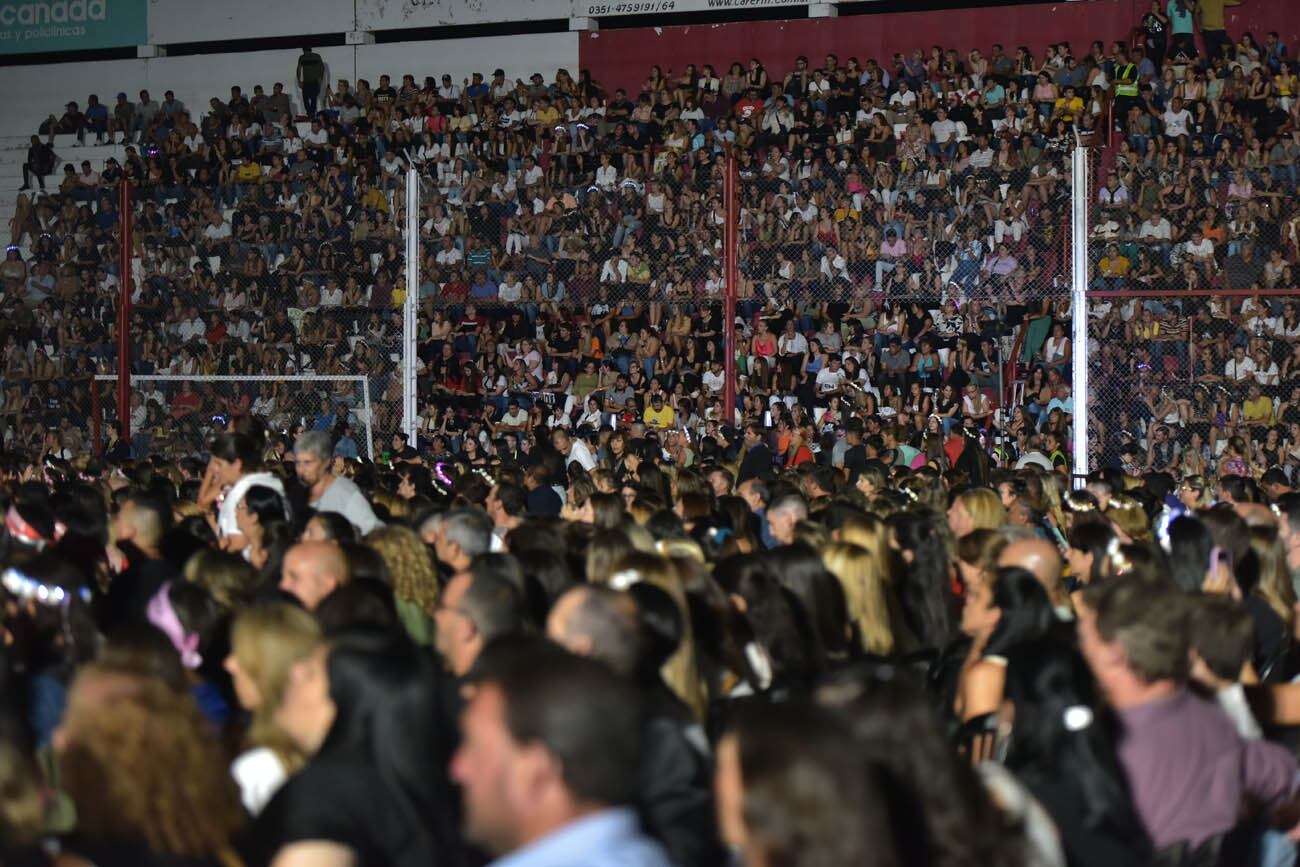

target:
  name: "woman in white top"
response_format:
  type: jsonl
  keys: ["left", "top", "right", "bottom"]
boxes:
{"left": 224, "top": 602, "right": 321, "bottom": 816}
{"left": 1041, "top": 321, "right": 1070, "bottom": 373}
{"left": 200, "top": 431, "right": 286, "bottom": 555}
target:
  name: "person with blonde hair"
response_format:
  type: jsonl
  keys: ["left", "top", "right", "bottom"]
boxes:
{"left": 54, "top": 665, "right": 245, "bottom": 864}
{"left": 609, "top": 551, "right": 707, "bottom": 721}
{"left": 947, "top": 487, "right": 1008, "bottom": 538}
{"left": 366, "top": 525, "right": 439, "bottom": 645}
{"left": 183, "top": 548, "right": 259, "bottom": 613}
{"left": 1105, "top": 494, "right": 1153, "bottom": 543}
{"left": 821, "top": 541, "right": 894, "bottom": 657}
{"left": 224, "top": 602, "right": 322, "bottom": 815}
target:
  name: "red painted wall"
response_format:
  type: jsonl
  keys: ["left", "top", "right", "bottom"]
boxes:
{"left": 579, "top": 0, "right": 1300, "bottom": 97}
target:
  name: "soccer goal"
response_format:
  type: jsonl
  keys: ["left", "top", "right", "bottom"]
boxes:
{"left": 92, "top": 374, "right": 376, "bottom": 460}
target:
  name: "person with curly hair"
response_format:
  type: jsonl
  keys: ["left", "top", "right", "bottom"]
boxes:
{"left": 53, "top": 664, "right": 244, "bottom": 866}
{"left": 365, "top": 525, "right": 439, "bottom": 645}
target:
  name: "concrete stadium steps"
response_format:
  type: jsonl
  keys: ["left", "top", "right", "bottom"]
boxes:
{"left": 0, "top": 135, "right": 132, "bottom": 252}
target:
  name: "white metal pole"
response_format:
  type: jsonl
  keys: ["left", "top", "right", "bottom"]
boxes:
{"left": 1070, "top": 144, "right": 1090, "bottom": 486}
{"left": 362, "top": 376, "right": 374, "bottom": 462}
{"left": 402, "top": 167, "right": 419, "bottom": 446}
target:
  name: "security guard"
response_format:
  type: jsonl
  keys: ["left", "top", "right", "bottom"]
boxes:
{"left": 1113, "top": 48, "right": 1140, "bottom": 131}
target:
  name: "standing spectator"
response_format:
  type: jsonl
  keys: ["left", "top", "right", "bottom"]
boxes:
{"left": 19, "top": 135, "right": 55, "bottom": 191}
{"left": 1166, "top": 0, "right": 1197, "bottom": 60}
{"left": 296, "top": 46, "right": 326, "bottom": 118}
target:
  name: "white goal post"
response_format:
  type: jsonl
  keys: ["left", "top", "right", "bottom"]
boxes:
{"left": 94, "top": 374, "right": 375, "bottom": 460}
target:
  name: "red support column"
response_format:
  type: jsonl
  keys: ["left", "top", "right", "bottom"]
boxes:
{"left": 117, "top": 180, "right": 132, "bottom": 442}
{"left": 723, "top": 153, "right": 738, "bottom": 427}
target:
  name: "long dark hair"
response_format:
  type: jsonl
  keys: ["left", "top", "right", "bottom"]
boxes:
{"left": 983, "top": 567, "right": 1055, "bottom": 658}
{"left": 888, "top": 510, "right": 956, "bottom": 652}
{"left": 1069, "top": 521, "right": 1117, "bottom": 588}
{"left": 728, "top": 699, "right": 899, "bottom": 867}
{"left": 244, "top": 485, "right": 293, "bottom": 582}
{"left": 765, "top": 544, "right": 853, "bottom": 666}
{"left": 817, "top": 665, "right": 1024, "bottom": 867}
{"left": 714, "top": 554, "right": 817, "bottom": 688}
{"left": 1165, "top": 515, "right": 1213, "bottom": 593}
{"left": 1003, "top": 640, "right": 1150, "bottom": 852}
{"left": 322, "top": 626, "right": 455, "bottom": 850}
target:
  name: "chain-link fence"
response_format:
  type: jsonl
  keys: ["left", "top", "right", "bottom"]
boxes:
{"left": 1086, "top": 287, "right": 1300, "bottom": 480}
{"left": 88, "top": 131, "right": 409, "bottom": 458}
{"left": 1084, "top": 116, "right": 1300, "bottom": 477}
{"left": 410, "top": 125, "right": 731, "bottom": 442}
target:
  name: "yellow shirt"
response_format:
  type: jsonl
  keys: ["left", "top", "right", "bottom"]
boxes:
{"left": 361, "top": 187, "right": 390, "bottom": 213}
{"left": 1099, "top": 255, "right": 1130, "bottom": 277}
{"left": 534, "top": 106, "right": 561, "bottom": 127}
{"left": 236, "top": 161, "right": 262, "bottom": 184}
{"left": 643, "top": 404, "right": 675, "bottom": 429}
{"left": 1243, "top": 396, "right": 1273, "bottom": 424}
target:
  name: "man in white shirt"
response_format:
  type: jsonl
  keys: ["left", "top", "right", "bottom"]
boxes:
{"left": 1161, "top": 97, "right": 1192, "bottom": 142}
{"left": 1183, "top": 228, "right": 1215, "bottom": 266}
{"left": 928, "top": 107, "right": 958, "bottom": 159}
{"left": 293, "top": 431, "right": 383, "bottom": 535}
{"left": 702, "top": 360, "right": 725, "bottom": 394}
{"left": 1138, "top": 211, "right": 1173, "bottom": 258}
{"left": 888, "top": 80, "right": 916, "bottom": 114}
{"left": 302, "top": 119, "right": 329, "bottom": 147}
{"left": 435, "top": 237, "right": 463, "bottom": 266}
{"left": 816, "top": 355, "right": 847, "bottom": 396}
{"left": 1224, "top": 345, "right": 1256, "bottom": 382}
{"left": 968, "top": 134, "right": 995, "bottom": 170}
{"left": 437, "top": 74, "right": 461, "bottom": 101}
{"left": 552, "top": 427, "right": 596, "bottom": 471}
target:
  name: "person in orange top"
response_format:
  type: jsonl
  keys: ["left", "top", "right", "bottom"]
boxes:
{"left": 785, "top": 425, "right": 815, "bottom": 467}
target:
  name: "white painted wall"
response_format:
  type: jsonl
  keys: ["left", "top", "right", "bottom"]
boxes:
{"left": 148, "top": 0, "right": 352, "bottom": 45}
{"left": 357, "top": 0, "right": 571, "bottom": 30}
{"left": 0, "top": 32, "right": 578, "bottom": 141}
{"left": 146, "top": 0, "right": 573, "bottom": 44}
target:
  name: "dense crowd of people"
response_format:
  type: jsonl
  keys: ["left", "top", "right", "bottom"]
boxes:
{"left": 2, "top": 405, "right": 1300, "bottom": 867}
{"left": 0, "top": 5, "right": 1293, "bottom": 481}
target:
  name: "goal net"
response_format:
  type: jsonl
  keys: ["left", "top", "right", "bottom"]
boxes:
{"left": 92, "top": 375, "right": 377, "bottom": 461}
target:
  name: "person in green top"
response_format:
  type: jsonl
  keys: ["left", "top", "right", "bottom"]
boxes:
{"left": 366, "top": 525, "right": 438, "bottom": 646}
{"left": 296, "top": 46, "right": 326, "bottom": 118}
{"left": 1166, "top": 0, "right": 1197, "bottom": 60}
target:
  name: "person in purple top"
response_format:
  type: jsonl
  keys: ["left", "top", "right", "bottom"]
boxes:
{"left": 1079, "top": 578, "right": 1300, "bottom": 858}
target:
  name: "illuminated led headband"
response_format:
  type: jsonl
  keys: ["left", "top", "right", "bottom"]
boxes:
{"left": 1, "top": 567, "right": 90, "bottom": 606}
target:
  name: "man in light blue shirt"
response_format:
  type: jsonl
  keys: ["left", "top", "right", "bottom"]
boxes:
{"left": 451, "top": 638, "right": 673, "bottom": 867}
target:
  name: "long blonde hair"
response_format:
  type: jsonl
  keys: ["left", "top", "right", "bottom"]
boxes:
{"left": 956, "top": 487, "right": 1007, "bottom": 532}
{"left": 1249, "top": 526, "right": 1297, "bottom": 628}
{"left": 230, "top": 603, "right": 322, "bottom": 773}
{"left": 821, "top": 541, "right": 894, "bottom": 656}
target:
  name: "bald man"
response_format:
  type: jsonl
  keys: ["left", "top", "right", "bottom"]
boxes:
{"left": 280, "top": 540, "right": 350, "bottom": 610}
{"left": 546, "top": 585, "right": 641, "bottom": 676}
{"left": 998, "top": 535, "right": 1070, "bottom": 618}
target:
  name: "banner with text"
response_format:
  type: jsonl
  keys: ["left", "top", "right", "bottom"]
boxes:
{"left": 575, "top": 0, "right": 806, "bottom": 16}
{"left": 0, "top": 0, "right": 145, "bottom": 54}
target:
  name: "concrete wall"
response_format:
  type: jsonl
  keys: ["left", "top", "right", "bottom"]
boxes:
{"left": 0, "top": 31, "right": 579, "bottom": 137}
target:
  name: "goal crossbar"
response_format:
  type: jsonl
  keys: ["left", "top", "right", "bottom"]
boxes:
{"left": 93, "top": 374, "right": 375, "bottom": 460}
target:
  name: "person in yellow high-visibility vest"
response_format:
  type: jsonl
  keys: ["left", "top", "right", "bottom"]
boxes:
{"left": 1113, "top": 47, "right": 1141, "bottom": 131}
